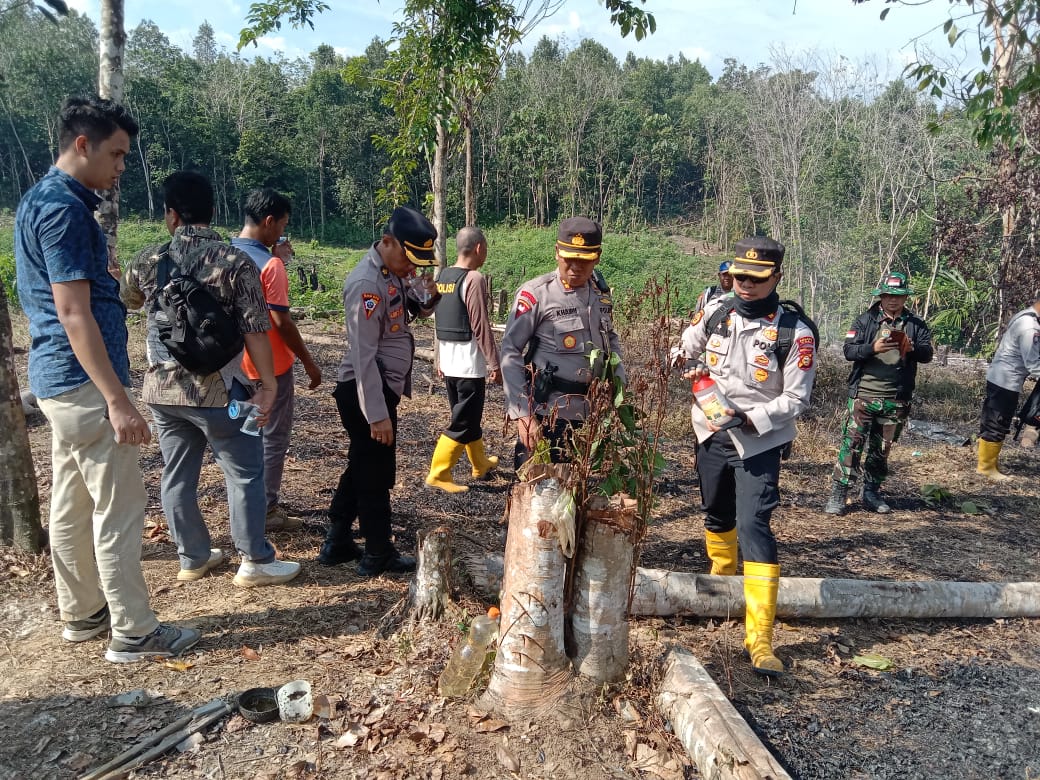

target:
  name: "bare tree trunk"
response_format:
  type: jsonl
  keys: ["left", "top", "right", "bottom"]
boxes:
{"left": 569, "top": 497, "right": 637, "bottom": 683}
{"left": 408, "top": 525, "right": 454, "bottom": 623}
{"left": 134, "top": 130, "right": 153, "bottom": 218}
{"left": 318, "top": 132, "right": 327, "bottom": 242}
{"left": 464, "top": 97, "right": 476, "bottom": 226}
{"left": 0, "top": 285, "right": 43, "bottom": 551}
{"left": 97, "top": 0, "right": 126, "bottom": 276}
{"left": 481, "top": 466, "right": 573, "bottom": 717}
{"left": 433, "top": 117, "right": 448, "bottom": 268}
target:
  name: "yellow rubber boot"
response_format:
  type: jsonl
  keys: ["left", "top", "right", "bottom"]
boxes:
{"left": 425, "top": 435, "right": 469, "bottom": 493}
{"left": 976, "top": 439, "right": 1012, "bottom": 481}
{"left": 705, "top": 529, "right": 738, "bottom": 576}
{"left": 464, "top": 438, "right": 499, "bottom": 479}
{"left": 743, "top": 561, "right": 783, "bottom": 677}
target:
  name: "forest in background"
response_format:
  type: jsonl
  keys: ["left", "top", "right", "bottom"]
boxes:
{"left": 0, "top": 2, "right": 1030, "bottom": 350}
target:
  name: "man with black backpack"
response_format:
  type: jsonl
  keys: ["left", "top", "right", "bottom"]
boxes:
{"left": 824, "top": 272, "right": 933, "bottom": 515}
{"left": 122, "top": 171, "right": 301, "bottom": 589}
{"left": 677, "top": 236, "right": 817, "bottom": 678}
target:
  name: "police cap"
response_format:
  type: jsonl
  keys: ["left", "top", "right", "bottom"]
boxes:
{"left": 731, "top": 236, "right": 784, "bottom": 279}
{"left": 556, "top": 217, "right": 602, "bottom": 261}
{"left": 386, "top": 206, "right": 437, "bottom": 267}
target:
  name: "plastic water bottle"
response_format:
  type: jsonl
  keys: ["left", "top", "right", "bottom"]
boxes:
{"left": 438, "top": 610, "right": 500, "bottom": 697}
{"left": 228, "top": 399, "right": 262, "bottom": 436}
{"left": 692, "top": 376, "right": 733, "bottom": 427}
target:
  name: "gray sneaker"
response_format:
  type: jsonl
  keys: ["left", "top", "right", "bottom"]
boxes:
{"left": 105, "top": 623, "right": 201, "bottom": 664}
{"left": 62, "top": 604, "right": 110, "bottom": 642}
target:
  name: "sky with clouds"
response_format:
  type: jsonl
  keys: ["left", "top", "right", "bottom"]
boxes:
{"left": 65, "top": 0, "right": 977, "bottom": 80}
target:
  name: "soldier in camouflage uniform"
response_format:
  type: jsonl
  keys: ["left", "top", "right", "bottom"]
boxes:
{"left": 824, "top": 272, "right": 933, "bottom": 515}
{"left": 123, "top": 171, "right": 301, "bottom": 589}
{"left": 500, "top": 217, "right": 623, "bottom": 468}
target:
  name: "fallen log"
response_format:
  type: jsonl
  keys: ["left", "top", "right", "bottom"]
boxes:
{"left": 461, "top": 555, "right": 1040, "bottom": 620}
{"left": 658, "top": 649, "right": 792, "bottom": 780}
{"left": 633, "top": 569, "right": 1040, "bottom": 619}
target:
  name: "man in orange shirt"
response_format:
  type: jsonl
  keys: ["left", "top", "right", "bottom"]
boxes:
{"left": 233, "top": 189, "right": 322, "bottom": 529}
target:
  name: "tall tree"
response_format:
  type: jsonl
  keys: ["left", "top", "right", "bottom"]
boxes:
{"left": 97, "top": 0, "right": 126, "bottom": 275}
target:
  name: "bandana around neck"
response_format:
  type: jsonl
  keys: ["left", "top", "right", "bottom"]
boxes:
{"left": 734, "top": 291, "right": 780, "bottom": 320}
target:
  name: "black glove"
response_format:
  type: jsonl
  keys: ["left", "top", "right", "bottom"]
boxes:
{"left": 714, "top": 405, "right": 747, "bottom": 432}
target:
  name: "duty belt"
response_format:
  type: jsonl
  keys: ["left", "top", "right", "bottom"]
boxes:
{"left": 550, "top": 376, "right": 590, "bottom": 395}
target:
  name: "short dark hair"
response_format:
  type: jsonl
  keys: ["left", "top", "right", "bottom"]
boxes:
{"left": 243, "top": 188, "right": 291, "bottom": 225}
{"left": 58, "top": 95, "right": 138, "bottom": 151}
{"left": 163, "top": 171, "right": 214, "bottom": 225}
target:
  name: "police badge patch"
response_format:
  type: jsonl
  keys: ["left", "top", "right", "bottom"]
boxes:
{"left": 362, "top": 292, "right": 380, "bottom": 319}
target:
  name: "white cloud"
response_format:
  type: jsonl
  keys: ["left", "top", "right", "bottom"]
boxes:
{"left": 567, "top": 11, "right": 581, "bottom": 31}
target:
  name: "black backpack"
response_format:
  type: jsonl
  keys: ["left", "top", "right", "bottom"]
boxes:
{"left": 154, "top": 243, "right": 244, "bottom": 376}
{"left": 704, "top": 298, "right": 819, "bottom": 369}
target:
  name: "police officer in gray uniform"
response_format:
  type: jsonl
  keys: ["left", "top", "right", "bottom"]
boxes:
{"left": 501, "top": 217, "right": 623, "bottom": 467}
{"left": 318, "top": 206, "right": 440, "bottom": 576}
{"left": 678, "top": 236, "right": 816, "bottom": 677}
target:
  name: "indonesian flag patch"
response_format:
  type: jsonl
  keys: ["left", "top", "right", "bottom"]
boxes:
{"left": 845, "top": 329, "right": 857, "bottom": 340}
{"left": 362, "top": 292, "right": 380, "bottom": 319}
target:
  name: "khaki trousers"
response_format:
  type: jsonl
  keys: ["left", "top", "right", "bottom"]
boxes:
{"left": 37, "top": 382, "right": 159, "bottom": 638}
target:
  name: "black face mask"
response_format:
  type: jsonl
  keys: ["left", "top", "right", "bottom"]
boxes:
{"left": 735, "top": 290, "right": 780, "bottom": 320}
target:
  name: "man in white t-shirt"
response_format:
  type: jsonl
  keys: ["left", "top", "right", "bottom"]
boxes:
{"left": 425, "top": 226, "right": 501, "bottom": 493}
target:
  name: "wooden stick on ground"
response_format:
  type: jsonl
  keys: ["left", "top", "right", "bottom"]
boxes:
{"left": 82, "top": 697, "right": 232, "bottom": 780}
{"left": 658, "top": 649, "right": 792, "bottom": 780}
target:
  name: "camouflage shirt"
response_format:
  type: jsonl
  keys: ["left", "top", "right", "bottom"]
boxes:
{"left": 121, "top": 225, "right": 271, "bottom": 407}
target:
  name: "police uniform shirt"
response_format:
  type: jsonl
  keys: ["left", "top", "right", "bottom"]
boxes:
{"left": 337, "top": 245, "right": 419, "bottom": 423}
{"left": 986, "top": 307, "right": 1040, "bottom": 391}
{"left": 679, "top": 297, "right": 816, "bottom": 458}
{"left": 500, "top": 269, "right": 622, "bottom": 421}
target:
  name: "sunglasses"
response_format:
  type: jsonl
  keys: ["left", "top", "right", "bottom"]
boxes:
{"left": 730, "top": 273, "right": 775, "bottom": 285}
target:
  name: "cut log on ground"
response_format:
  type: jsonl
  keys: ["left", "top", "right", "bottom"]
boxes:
{"left": 658, "top": 649, "right": 792, "bottom": 780}
{"left": 480, "top": 465, "right": 573, "bottom": 717}
{"left": 462, "top": 557, "right": 1040, "bottom": 620}
{"left": 409, "top": 525, "right": 454, "bottom": 624}
{"left": 632, "top": 570, "right": 1040, "bottom": 619}
{"left": 569, "top": 496, "right": 638, "bottom": 682}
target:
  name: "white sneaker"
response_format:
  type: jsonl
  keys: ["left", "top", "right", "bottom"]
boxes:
{"left": 177, "top": 548, "right": 224, "bottom": 582}
{"left": 233, "top": 559, "right": 301, "bottom": 588}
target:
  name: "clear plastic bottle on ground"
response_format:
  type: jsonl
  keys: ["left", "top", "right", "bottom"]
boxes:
{"left": 438, "top": 610, "right": 500, "bottom": 697}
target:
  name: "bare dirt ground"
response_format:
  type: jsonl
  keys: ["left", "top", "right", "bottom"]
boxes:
{"left": 2, "top": 315, "right": 1039, "bottom": 780}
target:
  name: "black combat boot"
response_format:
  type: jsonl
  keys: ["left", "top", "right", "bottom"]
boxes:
{"left": 316, "top": 520, "right": 363, "bottom": 566}
{"left": 823, "top": 482, "right": 848, "bottom": 515}
{"left": 862, "top": 481, "right": 891, "bottom": 514}
{"left": 357, "top": 546, "right": 416, "bottom": 577}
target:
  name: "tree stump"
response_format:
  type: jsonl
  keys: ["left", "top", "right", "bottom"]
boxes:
{"left": 409, "top": 525, "right": 454, "bottom": 624}
{"left": 569, "top": 495, "right": 638, "bottom": 683}
{"left": 480, "top": 465, "right": 573, "bottom": 717}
